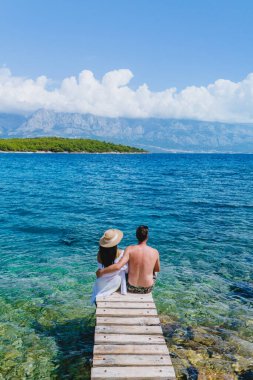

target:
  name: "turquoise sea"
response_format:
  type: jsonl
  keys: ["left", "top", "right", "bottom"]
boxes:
{"left": 0, "top": 153, "right": 253, "bottom": 379}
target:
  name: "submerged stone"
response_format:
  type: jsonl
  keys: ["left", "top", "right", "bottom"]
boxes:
{"left": 230, "top": 282, "right": 253, "bottom": 299}
{"left": 238, "top": 369, "right": 253, "bottom": 380}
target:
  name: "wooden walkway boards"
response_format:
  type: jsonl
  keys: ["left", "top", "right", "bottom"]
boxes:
{"left": 91, "top": 292, "right": 176, "bottom": 379}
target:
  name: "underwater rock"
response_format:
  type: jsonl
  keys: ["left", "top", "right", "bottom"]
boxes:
{"left": 160, "top": 317, "right": 252, "bottom": 379}
{"left": 232, "top": 355, "right": 253, "bottom": 374}
{"left": 162, "top": 322, "right": 182, "bottom": 338}
{"left": 238, "top": 369, "right": 253, "bottom": 380}
{"left": 230, "top": 282, "right": 253, "bottom": 299}
{"left": 229, "top": 336, "right": 253, "bottom": 358}
{"left": 170, "top": 344, "right": 237, "bottom": 380}
{"left": 198, "top": 373, "right": 236, "bottom": 380}
{"left": 185, "top": 366, "right": 199, "bottom": 379}
{"left": 191, "top": 327, "right": 220, "bottom": 347}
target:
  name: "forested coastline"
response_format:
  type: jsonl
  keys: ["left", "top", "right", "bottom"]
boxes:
{"left": 0, "top": 137, "right": 146, "bottom": 153}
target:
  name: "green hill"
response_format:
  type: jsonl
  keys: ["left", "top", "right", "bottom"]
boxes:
{"left": 0, "top": 137, "right": 146, "bottom": 153}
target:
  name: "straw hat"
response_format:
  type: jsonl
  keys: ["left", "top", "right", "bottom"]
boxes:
{"left": 99, "top": 229, "right": 123, "bottom": 248}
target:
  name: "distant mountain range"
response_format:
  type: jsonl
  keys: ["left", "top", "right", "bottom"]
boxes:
{"left": 0, "top": 109, "right": 253, "bottom": 152}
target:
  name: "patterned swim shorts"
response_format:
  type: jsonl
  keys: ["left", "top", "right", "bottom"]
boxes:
{"left": 127, "top": 281, "right": 154, "bottom": 294}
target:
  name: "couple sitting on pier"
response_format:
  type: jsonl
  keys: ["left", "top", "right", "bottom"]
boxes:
{"left": 91, "top": 226, "right": 160, "bottom": 304}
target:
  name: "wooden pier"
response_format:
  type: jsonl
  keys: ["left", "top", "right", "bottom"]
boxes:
{"left": 91, "top": 292, "right": 176, "bottom": 379}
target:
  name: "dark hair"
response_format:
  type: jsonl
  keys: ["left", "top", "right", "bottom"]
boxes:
{"left": 136, "top": 225, "right": 149, "bottom": 243}
{"left": 99, "top": 245, "right": 117, "bottom": 267}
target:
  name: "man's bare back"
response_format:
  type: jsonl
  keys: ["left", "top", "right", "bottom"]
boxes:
{"left": 127, "top": 242, "right": 160, "bottom": 287}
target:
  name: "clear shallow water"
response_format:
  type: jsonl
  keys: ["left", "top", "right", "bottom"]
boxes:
{"left": 0, "top": 153, "right": 252, "bottom": 379}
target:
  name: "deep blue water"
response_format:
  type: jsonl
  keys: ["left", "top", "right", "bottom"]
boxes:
{"left": 0, "top": 153, "right": 253, "bottom": 379}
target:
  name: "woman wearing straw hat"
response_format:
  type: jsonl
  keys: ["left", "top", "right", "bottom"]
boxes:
{"left": 91, "top": 229, "right": 127, "bottom": 304}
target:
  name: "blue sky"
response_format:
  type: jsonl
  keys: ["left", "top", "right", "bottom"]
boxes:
{"left": 1, "top": 0, "right": 253, "bottom": 90}
{"left": 0, "top": 0, "right": 253, "bottom": 122}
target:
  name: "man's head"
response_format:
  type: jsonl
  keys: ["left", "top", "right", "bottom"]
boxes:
{"left": 136, "top": 225, "right": 149, "bottom": 243}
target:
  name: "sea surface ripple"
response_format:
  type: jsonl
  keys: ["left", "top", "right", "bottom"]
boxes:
{"left": 0, "top": 153, "right": 252, "bottom": 379}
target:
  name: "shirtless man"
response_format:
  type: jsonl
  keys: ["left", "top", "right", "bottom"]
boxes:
{"left": 96, "top": 226, "right": 160, "bottom": 294}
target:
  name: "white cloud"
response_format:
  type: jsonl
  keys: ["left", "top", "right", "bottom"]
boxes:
{"left": 1, "top": 67, "right": 253, "bottom": 122}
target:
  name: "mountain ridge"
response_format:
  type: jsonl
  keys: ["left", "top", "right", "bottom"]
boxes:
{"left": 0, "top": 109, "right": 253, "bottom": 153}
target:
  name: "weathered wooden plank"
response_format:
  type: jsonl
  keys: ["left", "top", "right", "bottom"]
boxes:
{"left": 96, "top": 325, "right": 163, "bottom": 335}
{"left": 92, "top": 291, "right": 176, "bottom": 379}
{"left": 96, "top": 293, "right": 153, "bottom": 302}
{"left": 96, "top": 308, "right": 158, "bottom": 317}
{"left": 96, "top": 301, "right": 156, "bottom": 309}
{"left": 96, "top": 316, "right": 160, "bottom": 326}
{"left": 91, "top": 366, "right": 176, "bottom": 379}
{"left": 94, "top": 344, "right": 170, "bottom": 355}
{"left": 95, "top": 333, "right": 165, "bottom": 344}
{"left": 93, "top": 354, "right": 172, "bottom": 367}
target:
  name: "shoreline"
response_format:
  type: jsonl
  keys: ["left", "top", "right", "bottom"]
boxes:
{"left": 0, "top": 150, "right": 252, "bottom": 155}
{"left": 0, "top": 150, "right": 148, "bottom": 154}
